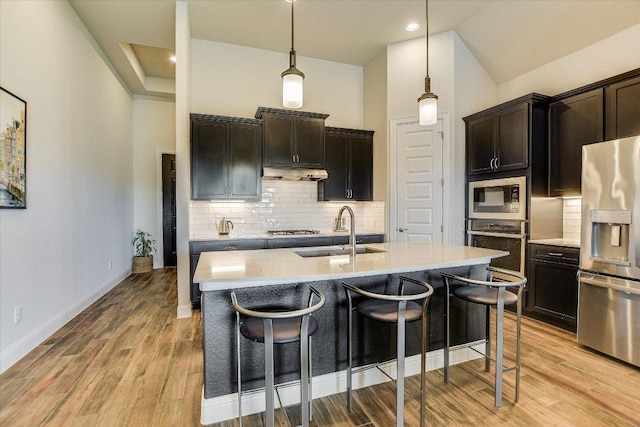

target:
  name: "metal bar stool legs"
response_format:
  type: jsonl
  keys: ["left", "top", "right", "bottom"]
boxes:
{"left": 342, "top": 276, "right": 433, "bottom": 427}
{"left": 442, "top": 266, "right": 526, "bottom": 407}
{"left": 232, "top": 287, "right": 325, "bottom": 427}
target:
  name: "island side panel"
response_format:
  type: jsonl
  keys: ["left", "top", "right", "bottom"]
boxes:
{"left": 202, "top": 265, "right": 488, "bottom": 399}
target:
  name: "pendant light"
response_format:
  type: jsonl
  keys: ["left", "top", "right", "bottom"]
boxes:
{"left": 417, "top": 0, "right": 438, "bottom": 125}
{"left": 282, "top": 0, "right": 304, "bottom": 108}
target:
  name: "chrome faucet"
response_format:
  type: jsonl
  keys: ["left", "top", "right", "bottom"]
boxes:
{"left": 338, "top": 206, "right": 356, "bottom": 257}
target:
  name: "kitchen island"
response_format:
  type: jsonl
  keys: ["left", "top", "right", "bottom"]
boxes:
{"left": 194, "top": 241, "right": 506, "bottom": 424}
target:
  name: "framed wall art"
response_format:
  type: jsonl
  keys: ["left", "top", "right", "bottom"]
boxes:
{"left": 1, "top": 87, "right": 27, "bottom": 209}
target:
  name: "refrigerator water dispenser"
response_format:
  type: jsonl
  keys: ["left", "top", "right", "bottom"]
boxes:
{"left": 590, "top": 210, "right": 632, "bottom": 266}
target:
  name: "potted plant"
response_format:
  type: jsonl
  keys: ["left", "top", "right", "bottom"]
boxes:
{"left": 131, "top": 229, "right": 157, "bottom": 273}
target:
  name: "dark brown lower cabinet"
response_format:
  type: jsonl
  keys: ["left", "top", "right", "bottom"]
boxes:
{"left": 527, "top": 244, "right": 579, "bottom": 331}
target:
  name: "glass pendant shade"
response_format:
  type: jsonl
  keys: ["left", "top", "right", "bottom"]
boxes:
{"left": 419, "top": 95, "right": 438, "bottom": 125}
{"left": 282, "top": 71, "right": 304, "bottom": 108}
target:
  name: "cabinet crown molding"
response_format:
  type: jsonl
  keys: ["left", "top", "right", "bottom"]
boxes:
{"left": 255, "top": 106, "right": 330, "bottom": 120}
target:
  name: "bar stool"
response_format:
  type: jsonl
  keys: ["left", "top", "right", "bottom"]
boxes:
{"left": 341, "top": 276, "right": 434, "bottom": 427}
{"left": 441, "top": 266, "right": 527, "bottom": 407}
{"left": 231, "top": 287, "right": 325, "bottom": 427}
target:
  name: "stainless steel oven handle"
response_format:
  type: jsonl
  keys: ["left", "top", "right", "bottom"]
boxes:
{"left": 581, "top": 276, "right": 640, "bottom": 296}
{"left": 467, "top": 230, "right": 525, "bottom": 239}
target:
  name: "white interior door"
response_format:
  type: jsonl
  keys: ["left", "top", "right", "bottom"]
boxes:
{"left": 394, "top": 119, "right": 444, "bottom": 242}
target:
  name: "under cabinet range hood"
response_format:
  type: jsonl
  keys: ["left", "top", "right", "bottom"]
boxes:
{"left": 262, "top": 167, "right": 328, "bottom": 181}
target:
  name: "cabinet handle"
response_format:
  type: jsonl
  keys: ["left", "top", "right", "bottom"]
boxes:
{"left": 490, "top": 158, "right": 495, "bottom": 170}
{"left": 495, "top": 157, "right": 499, "bottom": 169}
{"left": 548, "top": 252, "right": 564, "bottom": 257}
{"left": 292, "top": 155, "right": 296, "bottom": 163}
{"left": 296, "top": 155, "right": 300, "bottom": 163}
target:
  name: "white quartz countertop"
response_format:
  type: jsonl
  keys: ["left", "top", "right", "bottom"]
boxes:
{"left": 194, "top": 241, "right": 507, "bottom": 290}
{"left": 528, "top": 238, "right": 580, "bottom": 248}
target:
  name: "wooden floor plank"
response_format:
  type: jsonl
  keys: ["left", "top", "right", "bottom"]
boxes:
{"left": 1, "top": 267, "right": 639, "bottom": 427}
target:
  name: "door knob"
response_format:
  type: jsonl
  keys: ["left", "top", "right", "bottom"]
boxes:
{"left": 398, "top": 227, "right": 408, "bottom": 232}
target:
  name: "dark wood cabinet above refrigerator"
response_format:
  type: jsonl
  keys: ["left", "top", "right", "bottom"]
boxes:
{"left": 548, "top": 68, "right": 640, "bottom": 197}
{"left": 255, "top": 107, "right": 329, "bottom": 169}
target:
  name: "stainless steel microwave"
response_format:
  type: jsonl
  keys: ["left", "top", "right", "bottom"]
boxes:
{"left": 468, "top": 176, "right": 527, "bottom": 220}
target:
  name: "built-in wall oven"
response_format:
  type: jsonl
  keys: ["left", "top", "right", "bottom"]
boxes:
{"left": 467, "top": 219, "right": 526, "bottom": 278}
{"left": 467, "top": 176, "right": 527, "bottom": 278}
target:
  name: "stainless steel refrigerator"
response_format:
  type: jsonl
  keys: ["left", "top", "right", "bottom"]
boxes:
{"left": 579, "top": 135, "right": 639, "bottom": 367}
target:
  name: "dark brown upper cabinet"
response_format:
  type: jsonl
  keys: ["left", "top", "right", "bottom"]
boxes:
{"left": 606, "top": 74, "right": 640, "bottom": 140}
{"left": 548, "top": 68, "right": 640, "bottom": 196}
{"left": 190, "top": 114, "right": 262, "bottom": 201}
{"left": 255, "top": 107, "right": 329, "bottom": 169}
{"left": 464, "top": 94, "right": 549, "bottom": 184}
{"left": 548, "top": 89, "right": 604, "bottom": 197}
{"left": 319, "top": 127, "right": 374, "bottom": 201}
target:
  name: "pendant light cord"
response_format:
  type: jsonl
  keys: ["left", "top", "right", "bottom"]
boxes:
{"left": 425, "top": 0, "right": 430, "bottom": 91}
{"left": 290, "top": 0, "right": 296, "bottom": 67}
{"left": 425, "top": 0, "right": 429, "bottom": 78}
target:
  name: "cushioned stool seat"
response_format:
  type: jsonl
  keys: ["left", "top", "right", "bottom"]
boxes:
{"left": 453, "top": 286, "right": 518, "bottom": 306}
{"left": 240, "top": 316, "right": 319, "bottom": 344}
{"left": 357, "top": 299, "right": 423, "bottom": 323}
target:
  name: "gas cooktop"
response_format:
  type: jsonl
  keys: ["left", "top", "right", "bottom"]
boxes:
{"left": 266, "top": 229, "right": 321, "bottom": 236}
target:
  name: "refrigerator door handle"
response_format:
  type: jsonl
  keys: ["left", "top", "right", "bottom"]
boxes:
{"left": 581, "top": 276, "right": 640, "bottom": 296}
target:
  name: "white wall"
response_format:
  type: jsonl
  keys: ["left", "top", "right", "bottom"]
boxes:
{"left": 190, "top": 39, "right": 363, "bottom": 128}
{"left": 498, "top": 23, "right": 640, "bottom": 101}
{"left": 132, "top": 97, "right": 176, "bottom": 268}
{"left": 363, "top": 49, "right": 388, "bottom": 202}
{"left": 385, "top": 31, "right": 498, "bottom": 244}
{"left": 0, "top": 0, "right": 133, "bottom": 372}
{"left": 175, "top": 1, "right": 193, "bottom": 318}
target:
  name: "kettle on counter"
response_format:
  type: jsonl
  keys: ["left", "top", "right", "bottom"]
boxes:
{"left": 216, "top": 218, "right": 234, "bottom": 235}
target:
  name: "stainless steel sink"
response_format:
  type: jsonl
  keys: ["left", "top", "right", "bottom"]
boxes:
{"left": 295, "top": 246, "right": 386, "bottom": 258}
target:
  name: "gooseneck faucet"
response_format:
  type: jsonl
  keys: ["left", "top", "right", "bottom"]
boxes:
{"left": 338, "top": 206, "right": 356, "bottom": 257}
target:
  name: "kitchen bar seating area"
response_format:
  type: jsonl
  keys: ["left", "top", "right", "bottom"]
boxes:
{"left": 1, "top": 268, "right": 639, "bottom": 426}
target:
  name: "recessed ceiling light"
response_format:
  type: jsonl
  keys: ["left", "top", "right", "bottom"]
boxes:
{"left": 170, "top": 55, "right": 177, "bottom": 63}
{"left": 406, "top": 22, "right": 420, "bottom": 32}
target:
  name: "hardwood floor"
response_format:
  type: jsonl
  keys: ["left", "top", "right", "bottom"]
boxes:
{"left": 1, "top": 268, "right": 638, "bottom": 426}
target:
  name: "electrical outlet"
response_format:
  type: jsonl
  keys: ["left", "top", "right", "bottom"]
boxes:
{"left": 109, "top": 261, "right": 113, "bottom": 270}
{"left": 14, "top": 306, "right": 22, "bottom": 324}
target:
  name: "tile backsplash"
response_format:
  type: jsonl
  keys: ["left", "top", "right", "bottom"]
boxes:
{"left": 563, "top": 198, "right": 582, "bottom": 241}
{"left": 190, "top": 180, "right": 385, "bottom": 239}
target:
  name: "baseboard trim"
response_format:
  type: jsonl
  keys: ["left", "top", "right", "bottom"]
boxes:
{"left": 0, "top": 270, "right": 130, "bottom": 374}
{"left": 176, "top": 304, "right": 192, "bottom": 319}
{"left": 200, "top": 344, "right": 484, "bottom": 425}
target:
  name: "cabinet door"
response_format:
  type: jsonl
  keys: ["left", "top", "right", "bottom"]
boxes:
{"left": 321, "top": 132, "right": 348, "bottom": 200}
{"left": 495, "top": 104, "right": 528, "bottom": 171}
{"left": 549, "top": 88, "right": 604, "bottom": 196}
{"left": 606, "top": 75, "right": 640, "bottom": 140}
{"left": 528, "top": 258, "right": 578, "bottom": 329}
{"left": 263, "top": 113, "right": 293, "bottom": 167}
{"left": 349, "top": 134, "right": 373, "bottom": 200}
{"left": 295, "top": 117, "right": 325, "bottom": 168}
{"left": 466, "top": 115, "right": 495, "bottom": 175}
{"left": 228, "top": 122, "right": 261, "bottom": 200}
{"left": 191, "top": 121, "right": 227, "bottom": 200}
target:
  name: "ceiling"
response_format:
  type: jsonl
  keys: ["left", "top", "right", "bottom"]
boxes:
{"left": 68, "top": 0, "right": 640, "bottom": 98}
